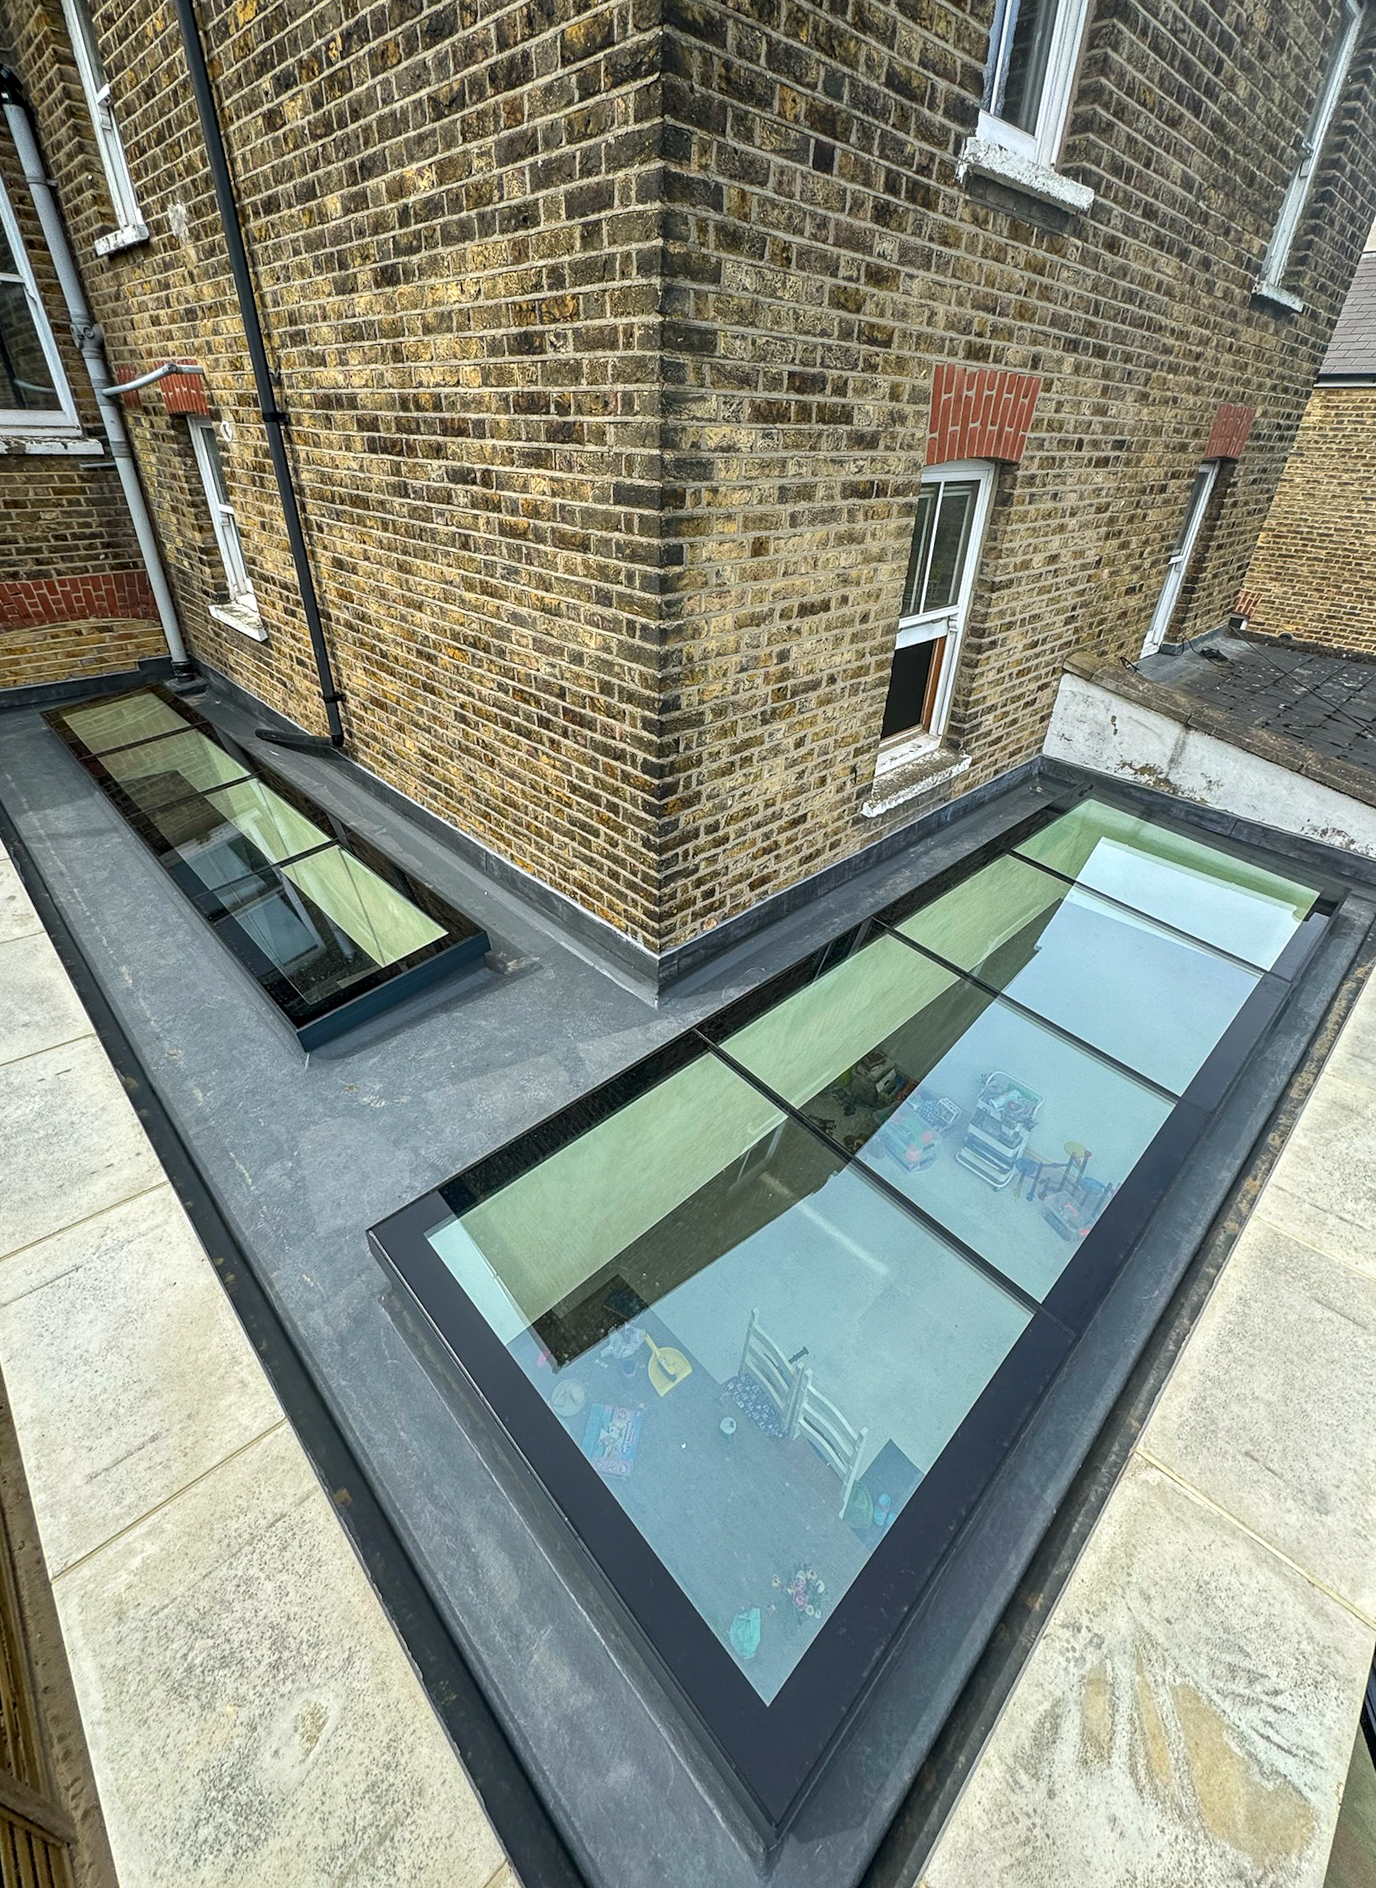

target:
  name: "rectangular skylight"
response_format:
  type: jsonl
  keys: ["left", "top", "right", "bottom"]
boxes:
{"left": 369, "top": 792, "right": 1326, "bottom": 1826}
{"left": 46, "top": 686, "right": 489, "bottom": 1047}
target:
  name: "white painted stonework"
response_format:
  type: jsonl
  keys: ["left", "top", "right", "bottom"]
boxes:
{"left": 1044, "top": 669, "right": 1376, "bottom": 860}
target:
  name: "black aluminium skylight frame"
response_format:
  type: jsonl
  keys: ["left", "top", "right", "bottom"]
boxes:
{"left": 43, "top": 685, "right": 490, "bottom": 1049}
{"left": 367, "top": 784, "right": 1338, "bottom": 1834}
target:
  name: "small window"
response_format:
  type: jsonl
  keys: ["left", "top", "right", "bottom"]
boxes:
{"left": 878, "top": 463, "right": 995, "bottom": 772}
{"left": 1140, "top": 461, "right": 1222, "bottom": 658}
{"left": 1256, "top": 0, "right": 1365, "bottom": 309}
{"left": 978, "top": 0, "right": 1092, "bottom": 166}
{"left": 59, "top": 0, "right": 147, "bottom": 255}
{"left": 187, "top": 418, "right": 262, "bottom": 637}
{"left": 0, "top": 176, "right": 80, "bottom": 434}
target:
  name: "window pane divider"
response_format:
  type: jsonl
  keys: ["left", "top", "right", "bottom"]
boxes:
{"left": 878, "top": 925, "right": 1184, "bottom": 1104}
{"left": 115, "top": 770, "right": 255, "bottom": 820}
{"left": 699, "top": 1032, "right": 1048, "bottom": 1320}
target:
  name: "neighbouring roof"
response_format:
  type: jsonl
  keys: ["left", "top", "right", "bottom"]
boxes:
{"left": 1320, "top": 250, "right": 1376, "bottom": 379}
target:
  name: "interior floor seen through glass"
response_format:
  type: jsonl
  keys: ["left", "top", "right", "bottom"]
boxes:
{"left": 406, "top": 796, "right": 1324, "bottom": 1713}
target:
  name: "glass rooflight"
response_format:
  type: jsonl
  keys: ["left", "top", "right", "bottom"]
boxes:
{"left": 46, "top": 686, "right": 489, "bottom": 1047}
{"left": 370, "top": 790, "right": 1331, "bottom": 1826}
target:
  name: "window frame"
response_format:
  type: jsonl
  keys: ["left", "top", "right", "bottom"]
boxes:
{"left": 187, "top": 417, "right": 263, "bottom": 636}
{"left": 1255, "top": 0, "right": 1365, "bottom": 309}
{"left": 1140, "top": 459, "right": 1223, "bottom": 659}
{"left": 877, "top": 460, "right": 996, "bottom": 777}
{"left": 59, "top": 0, "right": 148, "bottom": 255}
{"left": 0, "top": 173, "right": 81, "bottom": 436}
{"left": 977, "top": 0, "right": 1093, "bottom": 167}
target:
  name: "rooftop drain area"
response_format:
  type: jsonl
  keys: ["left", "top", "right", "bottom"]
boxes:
{"left": 371, "top": 793, "right": 1333, "bottom": 1829}
{"left": 3, "top": 681, "right": 1375, "bottom": 1888}
{"left": 43, "top": 686, "right": 489, "bottom": 1049}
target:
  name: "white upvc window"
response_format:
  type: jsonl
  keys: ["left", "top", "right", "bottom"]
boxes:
{"left": 188, "top": 418, "right": 264, "bottom": 638}
{"left": 978, "top": 0, "right": 1093, "bottom": 168}
{"left": 1255, "top": 0, "right": 1365, "bottom": 309}
{"left": 876, "top": 462, "right": 996, "bottom": 776}
{"left": 0, "top": 174, "right": 81, "bottom": 435}
{"left": 59, "top": 0, "right": 148, "bottom": 256}
{"left": 1140, "top": 460, "right": 1222, "bottom": 659}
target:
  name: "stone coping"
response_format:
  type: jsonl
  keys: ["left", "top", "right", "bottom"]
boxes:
{"left": 915, "top": 948, "right": 1376, "bottom": 1885}
{"left": 0, "top": 838, "right": 516, "bottom": 1888}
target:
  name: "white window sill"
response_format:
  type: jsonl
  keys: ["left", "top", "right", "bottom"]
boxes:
{"left": 209, "top": 600, "right": 267, "bottom": 641}
{"left": 1253, "top": 278, "right": 1304, "bottom": 313}
{"left": 0, "top": 433, "right": 100, "bottom": 454}
{"left": 957, "top": 136, "right": 1095, "bottom": 214}
{"left": 862, "top": 750, "right": 972, "bottom": 819}
{"left": 93, "top": 221, "right": 149, "bottom": 257}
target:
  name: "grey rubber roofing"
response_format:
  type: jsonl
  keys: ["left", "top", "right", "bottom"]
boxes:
{"left": 1320, "top": 249, "right": 1376, "bottom": 379}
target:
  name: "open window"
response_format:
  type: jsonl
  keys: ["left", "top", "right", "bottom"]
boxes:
{"left": 978, "top": 0, "right": 1093, "bottom": 169}
{"left": 1255, "top": 0, "right": 1365, "bottom": 310}
{"left": 59, "top": 0, "right": 147, "bottom": 255}
{"left": 1140, "top": 460, "right": 1223, "bottom": 658}
{"left": 187, "top": 418, "right": 263, "bottom": 639}
{"left": 877, "top": 463, "right": 995, "bottom": 776}
{"left": 0, "top": 174, "right": 80, "bottom": 436}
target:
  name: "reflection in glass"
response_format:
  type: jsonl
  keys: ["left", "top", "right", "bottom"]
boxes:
{"left": 0, "top": 280, "right": 60, "bottom": 410}
{"left": 431, "top": 1068, "right": 1028, "bottom": 1703}
{"left": 282, "top": 849, "right": 446, "bottom": 964}
{"left": 214, "top": 845, "right": 448, "bottom": 1009}
{"left": 901, "top": 480, "right": 980, "bottom": 618}
{"left": 58, "top": 692, "right": 189, "bottom": 754}
{"left": 204, "top": 778, "right": 329, "bottom": 864}
{"left": 995, "top": 0, "right": 1058, "bottom": 132}
{"left": 1016, "top": 802, "right": 1317, "bottom": 968}
{"left": 896, "top": 854, "right": 1261, "bottom": 1093}
{"left": 100, "top": 730, "right": 249, "bottom": 815}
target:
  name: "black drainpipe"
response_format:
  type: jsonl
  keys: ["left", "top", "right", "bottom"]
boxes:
{"left": 171, "top": 0, "right": 345, "bottom": 752}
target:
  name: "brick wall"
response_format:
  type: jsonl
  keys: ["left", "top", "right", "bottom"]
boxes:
{"left": 1243, "top": 383, "right": 1376, "bottom": 656}
{"left": 2, "top": 0, "right": 1374, "bottom": 951}
{"left": 651, "top": 0, "right": 1376, "bottom": 945}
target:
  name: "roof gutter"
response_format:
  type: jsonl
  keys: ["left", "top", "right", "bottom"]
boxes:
{"left": 169, "top": 0, "right": 346, "bottom": 752}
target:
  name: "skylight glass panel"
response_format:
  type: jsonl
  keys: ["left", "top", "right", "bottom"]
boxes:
{"left": 46, "top": 686, "right": 488, "bottom": 1046}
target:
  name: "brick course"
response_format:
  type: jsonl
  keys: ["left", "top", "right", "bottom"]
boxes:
{"left": 1243, "top": 383, "right": 1376, "bottom": 657}
{"left": 2, "top": 0, "right": 1375, "bottom": 952}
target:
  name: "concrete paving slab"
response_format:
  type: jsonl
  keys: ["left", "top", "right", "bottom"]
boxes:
{"left": 1261, "top": 1074, "right": 1376, "bottom": 1279}
{"left": 1321, "top": 975, "right": 1376, "bottom": 1095}
{"left": 0, "top": 928, "right": 93, "bottom": 1062}
{"left": 1142, "top": 1217, "right": 1376, "bottom": 1624}
{"left": 918, "top": 1457, "right": 1373, "bottom": 1888}
{"left": 0, "top": 858, "right": 40, "bottom": 942}
{"left": 0, "top": 1185, "right": 284, "bottom": 1576}
{"left": 0, "top": 1037, "right": 162, "bottom": 1259}
{"left": 54, "top": 1421, "right": 508, "bottom": 1888}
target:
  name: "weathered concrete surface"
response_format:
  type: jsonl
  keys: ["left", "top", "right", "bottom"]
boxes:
{"left": 1043, "top": 668, "right": 1376, "bottom": 858}
{"left": 0, "top": 836, "right": 511, "bottom": 1888}
{"left": 919, "top": 953, "right": 1376, "bottom": 1887}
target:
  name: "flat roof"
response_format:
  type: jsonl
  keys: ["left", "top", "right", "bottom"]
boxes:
{"left": 4, "top": 682, "right": 1373, "bottom": 1888}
